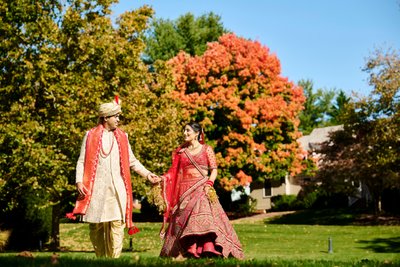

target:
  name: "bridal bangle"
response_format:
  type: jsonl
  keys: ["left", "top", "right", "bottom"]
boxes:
{"left": 206, "top": 180, "right": 214, "bottom": 187}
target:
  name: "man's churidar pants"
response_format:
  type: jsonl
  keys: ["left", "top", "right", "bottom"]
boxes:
{"left": 89, "top": 220, "right": 125, "bottom": 258}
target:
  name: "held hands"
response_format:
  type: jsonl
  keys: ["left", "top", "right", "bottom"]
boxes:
{"left": 76, "top": 182, "right": 88, "bottom": 200}
{"left": 147, "top": 173, "right": 162, "bottom": 184}
{"left": 148, "top": 175, "right": 166, "bottom": 214}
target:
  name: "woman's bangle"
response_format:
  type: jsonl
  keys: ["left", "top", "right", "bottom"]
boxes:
{"left": 206, "top": 180, "right": 214, "bottom": 187}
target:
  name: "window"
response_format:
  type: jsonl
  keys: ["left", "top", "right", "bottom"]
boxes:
{"left": 263, "top": 179, "right": 272, "bottom": 197}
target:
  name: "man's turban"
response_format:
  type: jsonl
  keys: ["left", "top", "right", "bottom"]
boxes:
{"left": 98, "top": 96, "right": 121, "bottom": 117}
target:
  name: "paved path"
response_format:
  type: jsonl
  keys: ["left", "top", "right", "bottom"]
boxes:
{"left": 231, "top": 210, "right": 296, "bottom": 224}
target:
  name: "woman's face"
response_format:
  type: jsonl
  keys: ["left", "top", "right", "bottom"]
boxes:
{"left": 184, "top": 125, "right": 198, "bottom": 142}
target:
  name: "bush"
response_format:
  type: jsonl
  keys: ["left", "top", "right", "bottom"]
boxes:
{"left": 270, "top": 190, "right": 350, "bottom": 212}
{"left": 0, "top": 195, "right": 51, "bottom": 251}
{"left": 230, "top": 194, "right": 257, "bottom": 217}
{"left": 139, "top": 198, "right": 163, "bottom": 222}
{"left": 310, "top": 192, "right": 348, "bottom": 209}
{"left": 382, "top": 188, "right": 400, "bottom": 214}
{"left": 300, "top": 190, "right": 319, "bottom": 209}
{"left": 271, "top": 195, "right": 302, "bottom": 211}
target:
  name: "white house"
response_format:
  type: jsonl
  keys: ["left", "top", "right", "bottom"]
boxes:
{"left": 249, "top": 125, "right": 343, "bottom": 211}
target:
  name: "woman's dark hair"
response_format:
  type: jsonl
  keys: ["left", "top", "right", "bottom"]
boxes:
{"left": 186, "top": 122, "right": 204, "bottom": 143}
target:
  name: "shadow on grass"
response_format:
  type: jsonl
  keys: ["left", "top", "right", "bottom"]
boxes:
{"left": 265, "top": 209, "right": 400, "bottom": 225}
{"left": 357, "top": 237, "right": 400, "bottom": 253}
{"left": 0, "top": 255, "right": 280, "bottom": 267}
{"left": 265, "top": 209, "right": 358, "bottom": 225}
{"left": 0, "top": 254, "right": 399, "bottom": 267}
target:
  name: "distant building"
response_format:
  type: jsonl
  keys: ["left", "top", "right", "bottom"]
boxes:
{"left": 297, "top": 125, "right": 343, "bottom": 161}
{"left": 250, "top": 125, "right": 343, "bottom": 211}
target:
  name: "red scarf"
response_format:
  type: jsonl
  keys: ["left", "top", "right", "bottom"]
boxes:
{"left": 67, "top": 125, "right": 137, "bottom": 233}
{"left": 162, "top": 140, "right": 204, "bottom": 219}
{"left": 162, "top": 147, "right": 183, "bottom": 221}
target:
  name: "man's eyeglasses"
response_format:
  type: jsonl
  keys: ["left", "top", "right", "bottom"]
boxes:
{"left": 107, "top": 114, "right": 121, "bottom": 119}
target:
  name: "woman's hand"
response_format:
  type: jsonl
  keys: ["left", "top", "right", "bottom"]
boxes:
{"left": 204, "top": 184, "right": 218, "bottom": 203}
{"left": 204, "top": 184, "right": 212, "bottom": 194}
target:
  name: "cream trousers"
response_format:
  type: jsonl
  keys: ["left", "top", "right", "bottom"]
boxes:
{"left": 89, "top": 220, "right": 125, "bottom": 258}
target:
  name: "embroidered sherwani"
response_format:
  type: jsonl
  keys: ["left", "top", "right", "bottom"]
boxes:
{"left": 75, "top": 127, "right": 150, "bottom": 257}
{"left": 76, "top": 129, "right": 149, "bottom": 223}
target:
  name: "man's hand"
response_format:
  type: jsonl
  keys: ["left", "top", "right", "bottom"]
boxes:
{"left": 76, "top": 182, "right": 88, "bottom": 200}
{"left": 147, "top": 173, "right": 161, "bottom": 184}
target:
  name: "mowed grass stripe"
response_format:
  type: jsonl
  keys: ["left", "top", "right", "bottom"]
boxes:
{"left": 1, "top": 220, "right": 399, "bottom": 266}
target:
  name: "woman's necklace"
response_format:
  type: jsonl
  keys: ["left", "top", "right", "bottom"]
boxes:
{"left": 188, "top": 142, "right": 201, "bottom": 151}
{"left": 101, "top": 132, "right": 115, "bottom": 157}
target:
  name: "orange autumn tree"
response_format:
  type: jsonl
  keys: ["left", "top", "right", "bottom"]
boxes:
{"left": 168, "top": 33, "right": 308, "bottom": 191}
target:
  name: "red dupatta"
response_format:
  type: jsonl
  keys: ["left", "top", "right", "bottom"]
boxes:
{"left": 161, "top": 147, "right": 183, "bottom": 224}
{"left": 160, "top": 140, "right": 206, "bottom": 238}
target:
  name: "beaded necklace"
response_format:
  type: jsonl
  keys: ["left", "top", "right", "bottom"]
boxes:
{"left": 101, "top": 132, "right": 115, "bottom": 157}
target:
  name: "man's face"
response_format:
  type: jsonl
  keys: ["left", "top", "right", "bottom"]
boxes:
{"left": 104, "top": 113, "right": 120, "bottom": 130}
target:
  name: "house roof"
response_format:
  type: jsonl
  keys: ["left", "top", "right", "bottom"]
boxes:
{"left": 298, "top": 125, "right": 343, "bottom": 151}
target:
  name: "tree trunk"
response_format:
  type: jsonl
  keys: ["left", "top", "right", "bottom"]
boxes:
{"left": 50, "top": 203, "right": 60, "bottom": 251}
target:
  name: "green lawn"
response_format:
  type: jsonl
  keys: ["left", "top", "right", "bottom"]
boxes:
{"left": 1, "top": 213, "right": 400, "bottom": 266}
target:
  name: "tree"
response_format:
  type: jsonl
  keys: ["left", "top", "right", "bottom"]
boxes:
{"left": 298, "top": 79, "right": 336, "bottom": 135}
{"left": 168, "top": 33, "right": 309, "bottom": 191}
{"left": 0, "top": 0, "right": 181, "bottom": 250}
{"left": 0, "top": 0, "right": 69, "bottom": 250}
{"left": 327, "top": 90, "right": 351, "bottom": 125}
{"left": 316, "top": 48, "right": 400, "bottom": 213}
{"left": 144, "top": 12, "right": 228, "bottom": 64}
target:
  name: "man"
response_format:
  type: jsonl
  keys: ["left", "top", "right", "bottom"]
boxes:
{"left": 68, "top": 96, "right": 160, "bottom": 258}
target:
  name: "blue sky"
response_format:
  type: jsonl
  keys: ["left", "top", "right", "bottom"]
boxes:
{"left": 111, "top": 0, "right": 400, "bottom": 96}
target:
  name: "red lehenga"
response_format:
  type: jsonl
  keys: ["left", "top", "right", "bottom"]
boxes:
{"left": 160, "top": 144, "right": 244, "bottom": 259}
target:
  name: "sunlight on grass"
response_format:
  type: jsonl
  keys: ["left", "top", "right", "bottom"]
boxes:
{"left": 58, "top": 220, "right": 400, "bottom": 263}
{"left": 235, "top": 222, "right": 400, "bottom": 262}
{"left": 1, "top": 219, "right": 400, "bottom": 266}
{"left": 60, "top": 222, "right": 164, "bottom": 256}
{"left": 60, "top": 223, "right": 92, "bottom": 251}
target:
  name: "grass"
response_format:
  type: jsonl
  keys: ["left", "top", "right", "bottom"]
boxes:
{"left": 266, "top": 208, "right": 400, "bottom": 226}
{"left": 1, "top": 210, "right": 400, "bottom": 266}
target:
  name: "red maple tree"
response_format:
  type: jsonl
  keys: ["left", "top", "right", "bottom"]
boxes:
{"left": 168, "top": 33, "right": 308, "bottom": 190}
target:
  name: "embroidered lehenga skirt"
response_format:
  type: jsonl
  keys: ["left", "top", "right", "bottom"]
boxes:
{"left": 160, "top": 147, "right": 244, "bottom": 259}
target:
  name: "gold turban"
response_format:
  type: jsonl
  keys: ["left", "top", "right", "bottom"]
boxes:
{"left": 98, "top": 97, "right": 122, "bottom": 117}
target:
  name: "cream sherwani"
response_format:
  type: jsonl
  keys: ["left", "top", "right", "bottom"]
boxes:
{"left": 76, "top": 129, "right": 149, "bottom": 257}
{"left": 76, "top": 130, "right": 150, "bottom": 223}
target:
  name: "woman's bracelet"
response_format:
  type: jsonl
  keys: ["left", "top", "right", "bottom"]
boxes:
{"left": 206, "top": 180, "right": 214, "bottom": 187}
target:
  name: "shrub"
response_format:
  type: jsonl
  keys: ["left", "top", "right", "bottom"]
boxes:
{"left": 300, "top": 190, "right": 319, "bottom": 209}
{"left": 271, "top": 194, "right": 303, "bottom": 211}
{"left": 1, "top": 196, "right": 51, "bottom": 250}
{"left": 139, "top": 198, "right": 163, "bottom": 222}
{"left": 231, "top": 194, "right": 257, "bottom": 217}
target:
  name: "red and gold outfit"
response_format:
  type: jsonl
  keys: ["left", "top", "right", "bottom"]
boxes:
{"left": 161, "top": 144, "right": 244, "bottom": 259}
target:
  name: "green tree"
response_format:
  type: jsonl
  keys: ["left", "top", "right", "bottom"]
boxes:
{"left": 0, "top": 0, "right": 181, "bottom": 250}
{"left": 298, "top": 79, "right": 336, "bottom": 135}
{"left": 316, "top": 48, "right": 400, "bottom": 213}
{"left": 144, "top": 12, "right": 228, "bottom": 63}
{"left": 327, "top": 90, "right": 351, "bottom": 125}
{"left": 0, "top": 0, "right": 68, "bottom": 250}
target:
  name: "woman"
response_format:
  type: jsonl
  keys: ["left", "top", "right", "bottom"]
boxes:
{"left": 160, "top": 122, "right": 244, "bottom": 259}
